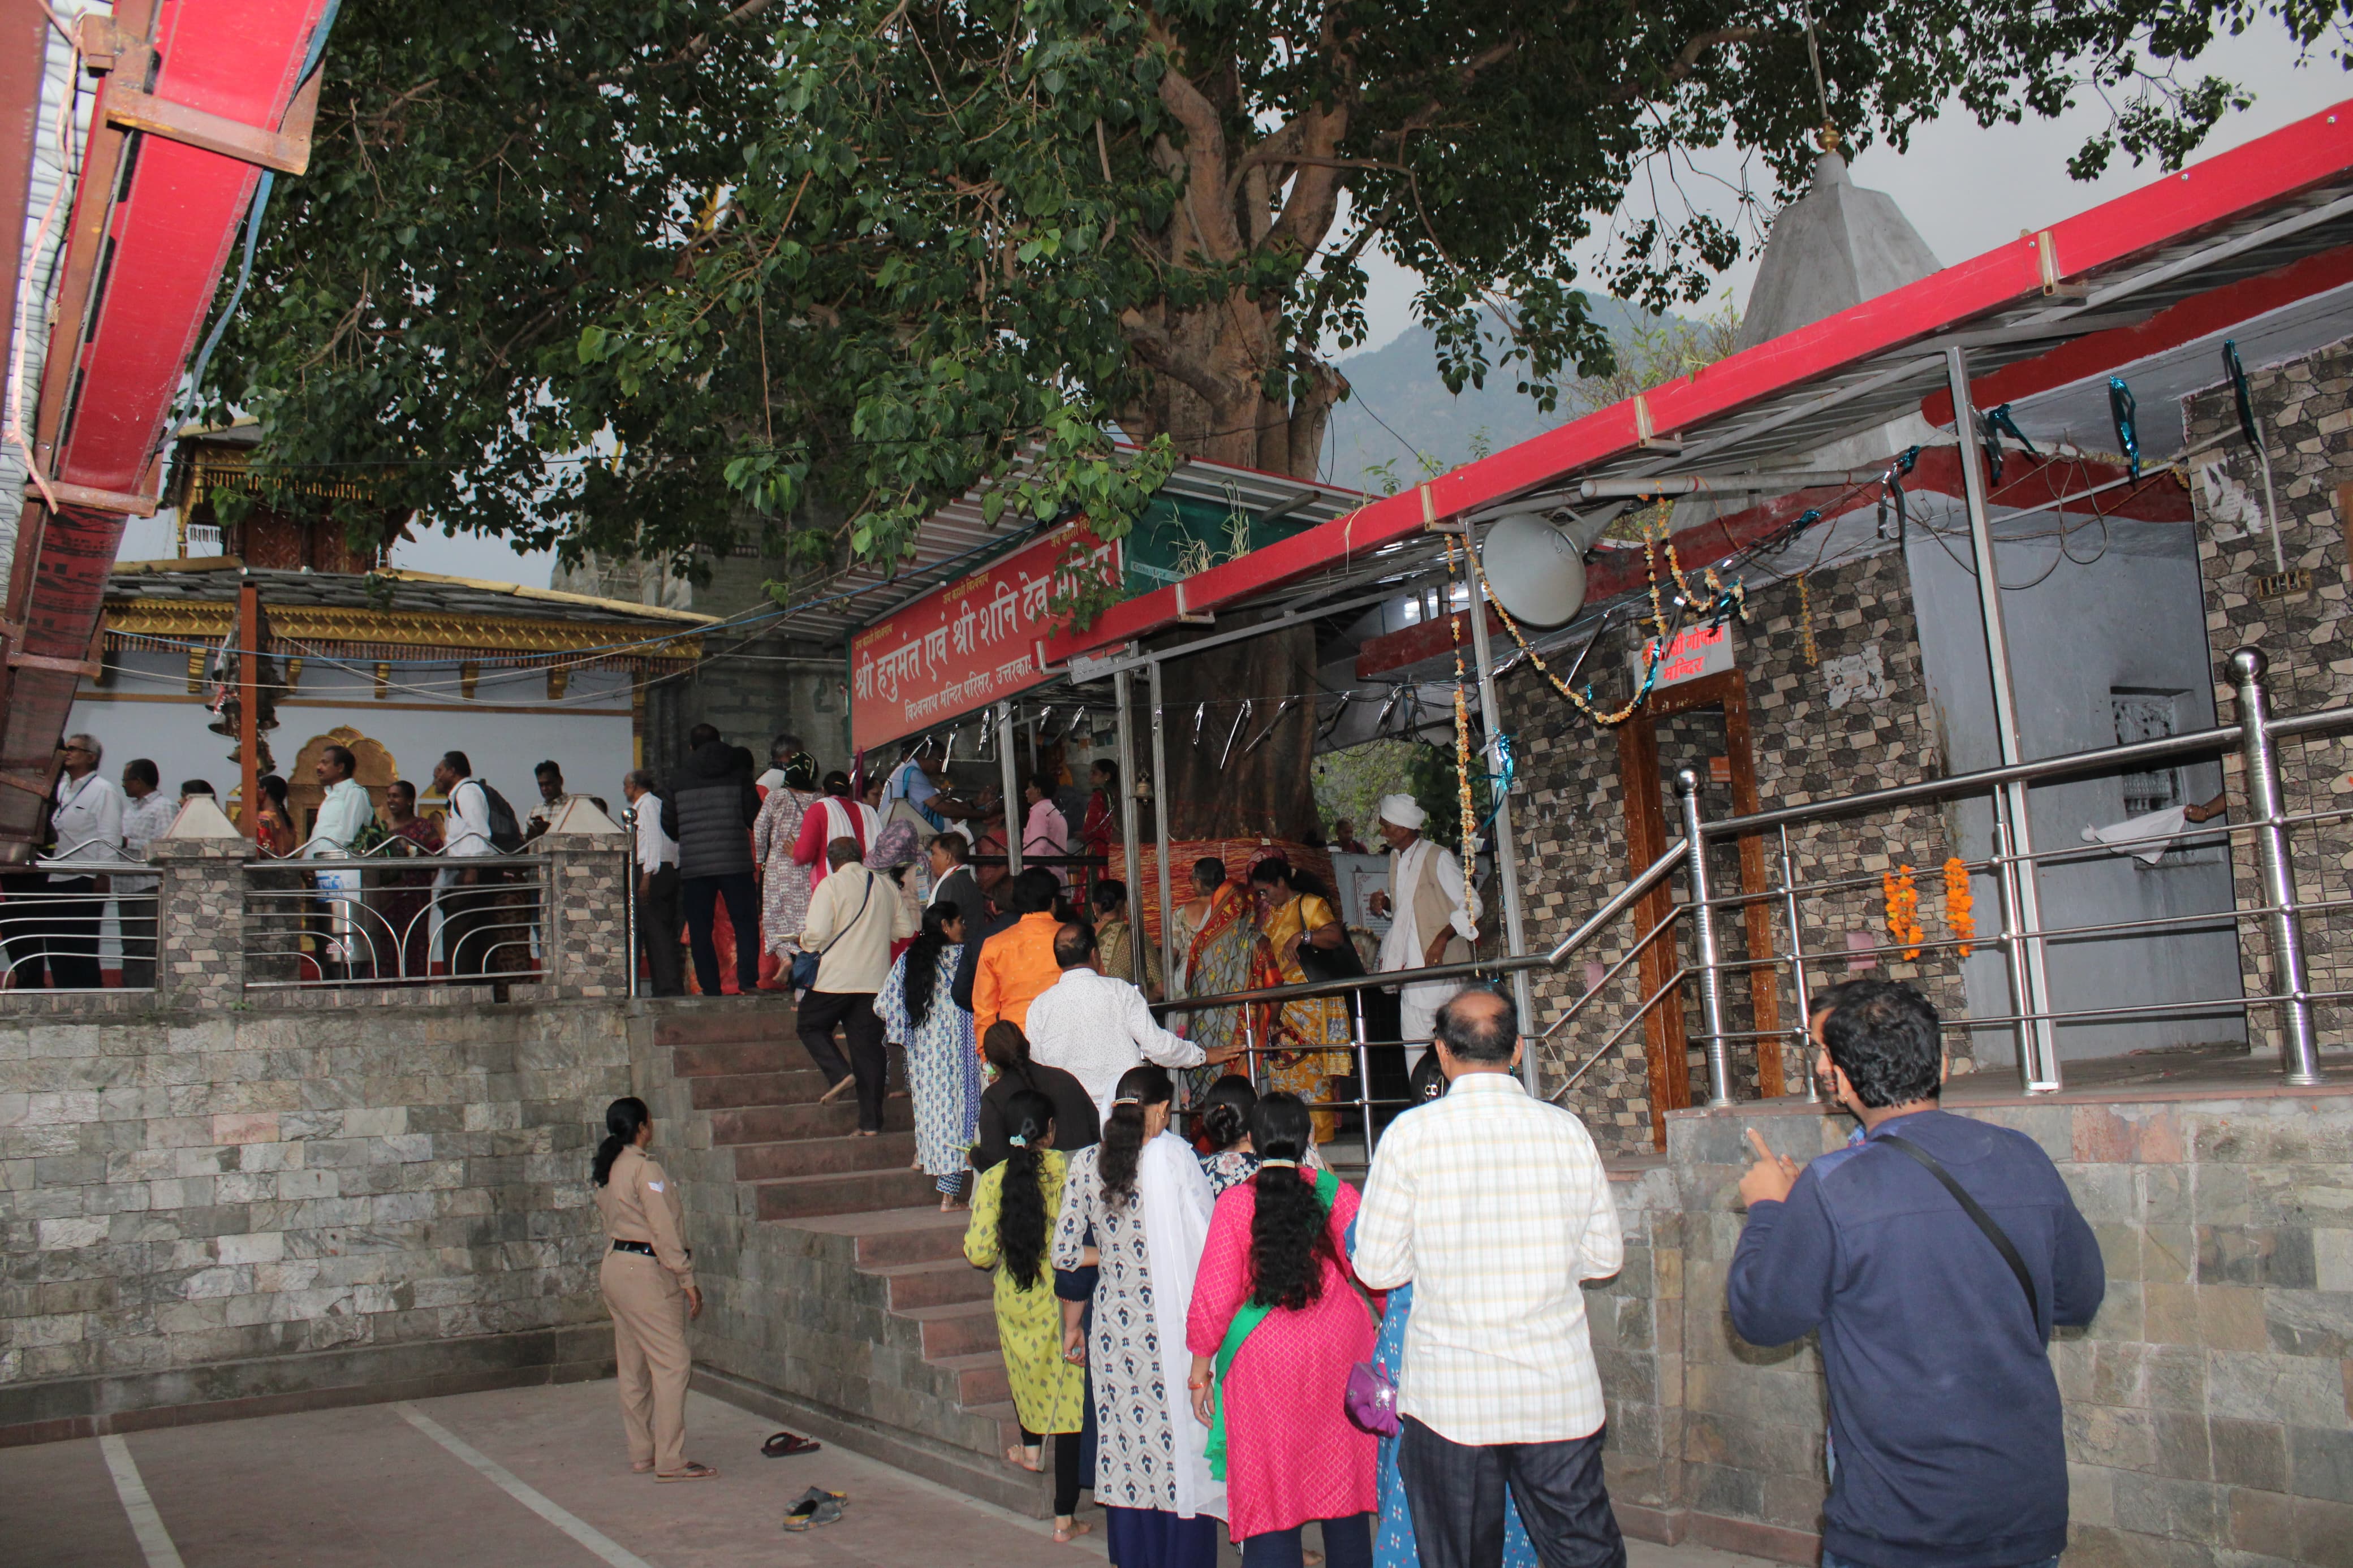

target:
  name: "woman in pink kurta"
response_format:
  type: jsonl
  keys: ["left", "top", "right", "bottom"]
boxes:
{"left": 1185, "top": 1092, "right": 1379, "bottom": 1560}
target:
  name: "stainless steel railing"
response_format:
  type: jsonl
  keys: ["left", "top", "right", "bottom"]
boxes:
{"left": 1152, "top": 644, "right": 2352, "bottom": 1150}
{"left": 243, "top": 849, "right": 551, "bottom": 988}
{"left": 0, "top": 858, "right": 161, "bottom": 992}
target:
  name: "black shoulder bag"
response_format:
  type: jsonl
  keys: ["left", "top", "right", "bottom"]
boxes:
{"left": 1874, "top": 1133, "right": 2040, "bottom": 1329}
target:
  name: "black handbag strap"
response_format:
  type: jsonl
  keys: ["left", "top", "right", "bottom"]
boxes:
{"left": 1875, "top": 1133, "right": 2040, "bottom": 1329}
{"left": 812, "top": 872, "right": 875, "bottom": 956}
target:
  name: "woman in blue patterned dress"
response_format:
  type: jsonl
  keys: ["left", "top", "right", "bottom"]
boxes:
{"left": 876, "top": 902, "right": 980, "bottom": 1209}
{"left": 1353, "top": 1057, "right": 1536, "bottom": 1568}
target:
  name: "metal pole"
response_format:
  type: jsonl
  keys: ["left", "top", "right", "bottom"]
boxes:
{"left": 1946, "top": 347, "right": 2061, "bottom": 1093}
{"left": 1776, "top": 826, "right": 1816, "bottom": 1102}
{"left": 997, "top": 701, "right": 1023, "bottom": 876}
{"left": 2230, "top": 647, "right": 2324, "bottom": 1085}
{"left": 1676, "top": 768, "right": 1734, "bottom": 1107}
{"left": 1989, "top": 811, "right": 2037, "bottom": 1081}
{"left": 1352, "top": 988, "right": 1376, "bottom": 1167}
{"left": 623, "top": 804, "right": 640, "bottom": 1000}
{"left": 1463, "top": 516, "right": 1539, "bottom": 1095}
{"left": 1148, "top": 659, "right": 1178, "bottom": 992}
{"left": 1114, "top": 668, "right": 1147, "bottom": 988}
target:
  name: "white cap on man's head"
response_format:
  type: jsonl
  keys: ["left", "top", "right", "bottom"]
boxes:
{"left": 1378, "top": 793, "right": 1425, "bottom": 831}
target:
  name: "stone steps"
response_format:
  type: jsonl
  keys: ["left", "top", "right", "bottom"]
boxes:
{"left": 657, "top": 1002, "right": 1037, "bottom": 1506}
{"left": 749, "top": 1165, "right": 945, "bottom": 1220}
{"left": 709, "top": 1096, "right": 912, "bottom": 1143}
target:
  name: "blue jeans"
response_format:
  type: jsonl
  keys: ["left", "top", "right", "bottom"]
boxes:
{"left": 1825, "top": 1556, "right": 2058, "bottom": 1568}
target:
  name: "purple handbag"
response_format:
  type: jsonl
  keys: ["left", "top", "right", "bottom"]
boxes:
{"left": 1345, "top": 1359, "right": 1399, "bottom": 1436}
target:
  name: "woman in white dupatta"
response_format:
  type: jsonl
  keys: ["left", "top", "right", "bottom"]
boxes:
{"left": 1053, "top": 1064, "right": 1225, "bottom": 1568}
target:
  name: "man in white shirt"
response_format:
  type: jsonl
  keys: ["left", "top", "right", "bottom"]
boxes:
{"left": 623, "top": 769, "right": 684, "bottom": 997}
{"left": 306, "top": 743, "right": 376, "bottom": 978}
{"left": 115, "top": 758, "right": 175, "bottom": 988}
{"left": 798, "top": 837, "right": 917, "bottom": 1133}
{"left": 1023, "top": 922, "right": 1235, "bottom": 1119}
{"left": 46, "top": 733, "right": 123, "bottom": 989}
{"left": 430, "top": 750, "right": 498, "bottom": 977}
{"left": 1352, "top": 989, "right": 1624, "bottom": 1568}
{"left": 1368, "top": 792, "right": 1479, "bottom": 1062}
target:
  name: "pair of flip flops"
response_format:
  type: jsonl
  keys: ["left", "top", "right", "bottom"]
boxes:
{"left": 762, "top": 1431, "right": 821, "bottom": 1459}
{"left": 783, "top": 1485, "right": 847, "bottom": 1531}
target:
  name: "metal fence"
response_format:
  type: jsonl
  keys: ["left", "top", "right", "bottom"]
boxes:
{"left": 1160, "top": 647, "right": 2353, "bottom": 1159}
{"left": 242, "top": 848, "right": 551, "bottom": 988}
{"left": 0, "top": 859, "right": 161, "bottom": 992}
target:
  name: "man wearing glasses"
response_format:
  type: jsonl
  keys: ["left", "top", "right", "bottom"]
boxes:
{"left": 47, "top": 734, "right": 123, "bottom": 989}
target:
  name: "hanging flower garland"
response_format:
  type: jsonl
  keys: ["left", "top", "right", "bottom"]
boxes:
{"left": 1943, "top": 857, "right": 1974, "bottom": 957}
{"left": 1445, "top": 536, "right": 1478, "bottom": 853}
{"left": 1881, "top": 866, "right": 1923, "bottom": 961}
{"left": 1471, "top": 511, "right": 1747, "bottom": 729}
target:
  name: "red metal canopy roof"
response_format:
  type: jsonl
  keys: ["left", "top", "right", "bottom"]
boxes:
{"left": 1042, "top": 97, "right": 2353, "bottom": 669}
{"left": 0, "top": 0, "right": 333, "bottom": 856}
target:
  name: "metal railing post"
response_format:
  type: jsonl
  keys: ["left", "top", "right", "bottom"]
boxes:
{"left": 2231, "top": 647, "right": 2324, "bottom": 1085}
{"left": 1243, "top": 1009, "right": 1263, "bottom": 1092}
{"left": 1989, "top": 810, "right": 2039, "bottom": 1086}
{"left": 1351, "top": 988, "right": 1376, "bottom": 1166}
{"left": 998, "top": 701, "right": 1023, "bottom": 876}
{"left": 1776, "top": 825, "right": 1817, "bottom": 1102}
{"left": 1675, "top": 768, "right": 1734, "bottom": 1107}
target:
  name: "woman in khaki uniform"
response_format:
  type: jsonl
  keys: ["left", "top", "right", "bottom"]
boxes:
{"left": 592, "top": 1097, "right": 715, "bottom": 1481}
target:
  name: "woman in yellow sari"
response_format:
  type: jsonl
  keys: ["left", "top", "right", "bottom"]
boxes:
{"left": 1247, "top": 857, "right": 1354, "bottom": 1143}
{"left": 1179, "top": 857, "right": 1278, "bottom": 1110}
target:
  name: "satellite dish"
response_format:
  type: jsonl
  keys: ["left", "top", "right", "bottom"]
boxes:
{"left": 1480, "top": 512, "right": 1587, "bottom": 627}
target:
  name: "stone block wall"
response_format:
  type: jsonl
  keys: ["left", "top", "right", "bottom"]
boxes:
{"left": 1654, "top": 1088, "right": 2353, "bottom": 1566}
{"left": 2183, "top": 338, "right": 2353, "bottom": 1057}
{"left": 1503, "top": 545, "right": 1964, "bottom": 1154}
{"left": 0, "top": 998, "right": 632, "bottom": 1439}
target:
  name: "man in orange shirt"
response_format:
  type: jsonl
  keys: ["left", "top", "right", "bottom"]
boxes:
{"left": 971, "top": 869, "right": 1067, "bottom": 1041}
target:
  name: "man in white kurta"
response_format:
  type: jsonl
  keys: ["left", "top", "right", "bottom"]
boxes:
{"left": 1370, "top": 793, "right": 1480, "bottom": 1060}
{"left": 307, "top": 744, "right": 376, "bottom": 976}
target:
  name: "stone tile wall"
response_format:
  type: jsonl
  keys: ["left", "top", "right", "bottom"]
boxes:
{"left": 0, "top": 998, "right": 632, "bottom": 1437}
{"left": 2183, "top": 338, "right": 2353, "bottom": 1058}
{"left": 1650, "top": 1088, "right": 2353, "bottom": 1566}
{"left": 1502, "top": 545, "right": 1965, "bottom": 1153}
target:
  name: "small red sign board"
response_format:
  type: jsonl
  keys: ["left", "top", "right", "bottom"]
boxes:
{"left": 850, "top": 524, "right": 1120, "bottom": 750}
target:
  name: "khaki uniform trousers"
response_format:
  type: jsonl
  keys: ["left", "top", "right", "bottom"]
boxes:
{"left": 601, "top": 1250, "right": 691, "bottom": 1474}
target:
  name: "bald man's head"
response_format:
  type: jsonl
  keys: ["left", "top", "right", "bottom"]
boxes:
{"left": 1434, "top": 988, "right": 1517, "bottom": 1065}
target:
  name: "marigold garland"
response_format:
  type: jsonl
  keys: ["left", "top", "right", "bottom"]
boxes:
{"left": 1943, "top": 856, "right": 1974, "bottom": 957}
{"left": 1470, "top": 511, "right": 1748, "bottom": 729}
{"left": 1445, "top": 537, "right": 1477, "bottom": 854}
{"left": 1881, "top": 865, "right": 1923, "bottom": 961}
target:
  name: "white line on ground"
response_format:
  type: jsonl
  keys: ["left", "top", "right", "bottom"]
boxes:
{"left": 392, "top": 1401, "right": 660, "bottom": 1568}
{"left": 98, "top": 1434, "right": 187, "bottom": 1568}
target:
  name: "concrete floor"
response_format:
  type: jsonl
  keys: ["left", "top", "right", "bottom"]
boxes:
{"left": 2, "top": 1380, "right": 1781, "bottom": 1568}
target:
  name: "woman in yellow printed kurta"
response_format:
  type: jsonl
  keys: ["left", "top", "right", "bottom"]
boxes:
{"left": 1248, "top": 858, "right": 1354, "bottom": 1143}
{"left": 963, "top": 1088, "right": 1090, "bottom": 1540}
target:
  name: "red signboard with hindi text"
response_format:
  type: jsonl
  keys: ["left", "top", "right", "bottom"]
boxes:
{"left": 850, "top": 524, "right": 1121, "bottom": 750}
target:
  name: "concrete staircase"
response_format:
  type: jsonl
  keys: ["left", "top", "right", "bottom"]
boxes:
{"left": 646, "top": 1003, "right": 1041, "bottom": 1511}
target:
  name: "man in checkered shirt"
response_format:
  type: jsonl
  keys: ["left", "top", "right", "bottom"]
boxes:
{"left": 1352, "top": 988, "right": 1627, "bottom": 1568}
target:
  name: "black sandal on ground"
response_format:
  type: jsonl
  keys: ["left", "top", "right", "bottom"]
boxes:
{"left": 762, "top": 1431, "right": 822, "bottom": 1458}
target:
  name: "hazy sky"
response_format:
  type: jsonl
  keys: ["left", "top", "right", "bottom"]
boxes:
{"left": 133, "top": 22, "right": 2350, "bottom": 591}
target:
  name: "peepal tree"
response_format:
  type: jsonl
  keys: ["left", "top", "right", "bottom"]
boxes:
{"left": 202, "top": 0, "right": 2336, "bottom": 578}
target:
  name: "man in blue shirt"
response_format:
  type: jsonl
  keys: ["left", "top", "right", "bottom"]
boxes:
{"left": 1730, "top": 980, "right": 2104, "bottom": 1568}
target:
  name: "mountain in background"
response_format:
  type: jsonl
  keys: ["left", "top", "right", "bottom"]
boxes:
{"left": 1321, "top": 296, "right": 1665, "bottom": 494}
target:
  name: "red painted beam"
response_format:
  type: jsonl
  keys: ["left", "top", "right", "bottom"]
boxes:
{"left": 1044, "top": 96, "right": 2353, "bottom": 669}
{"left": 1922, "top": 242, "right": 2353, "bottom": 427}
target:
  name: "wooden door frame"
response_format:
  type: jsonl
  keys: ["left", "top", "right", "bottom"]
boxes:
{"left": 1617, "top": 668, "right": 1783, "bottom": 1149}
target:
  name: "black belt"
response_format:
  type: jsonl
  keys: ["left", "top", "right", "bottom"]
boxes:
{"left": 611, "top": 1239, "right": 689, "bottom": 1259}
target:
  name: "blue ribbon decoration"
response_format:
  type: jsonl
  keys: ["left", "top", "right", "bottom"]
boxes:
{"left": 2109, "top": 377, "right": 2140, "bottom": 479}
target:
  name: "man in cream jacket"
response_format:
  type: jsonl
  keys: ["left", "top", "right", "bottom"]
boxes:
{"left": 798, "top": 836, "right": 917, "bottom": 1134}
{"left": 1369, "top": 793, "right": 1480, "bottom": 1064}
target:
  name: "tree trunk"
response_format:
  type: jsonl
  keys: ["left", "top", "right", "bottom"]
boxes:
{"left": 1158, "top": 623, "right": 1320, "bottom": 841}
